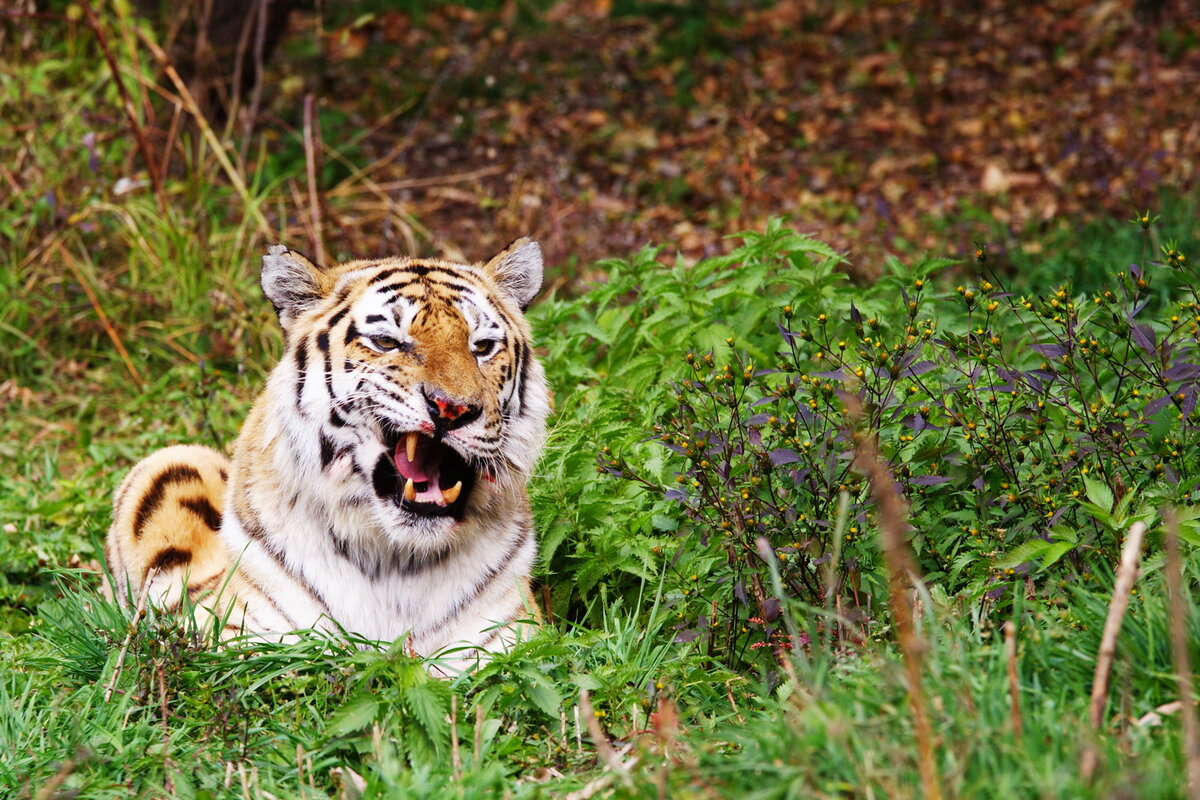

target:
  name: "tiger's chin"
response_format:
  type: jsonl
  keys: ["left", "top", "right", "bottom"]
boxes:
{"left": 371, "top": 428, "right": 479, "bottom": 522}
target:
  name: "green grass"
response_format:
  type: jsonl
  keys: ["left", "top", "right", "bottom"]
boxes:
{"left": 3, "top": 9, "right": 1200, "bottom": 800}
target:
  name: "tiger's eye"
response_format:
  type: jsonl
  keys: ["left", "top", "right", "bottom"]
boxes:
{"left": 370, "top": 335, "right": 401, "bottom": 351}
{"left": 472, "top": 339, "right": 498, "bottom": 357}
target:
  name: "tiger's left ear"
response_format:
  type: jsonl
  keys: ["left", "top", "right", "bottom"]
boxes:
{"left": 484, "top": 238, "right": 543, "bottom": 310}
{"left": 261, "top": 245, "right": 334, "bottom": 333}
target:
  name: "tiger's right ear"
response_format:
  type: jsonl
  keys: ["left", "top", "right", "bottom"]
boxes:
{"left": 261, "top": 245, "right": 330, "bottom": 332}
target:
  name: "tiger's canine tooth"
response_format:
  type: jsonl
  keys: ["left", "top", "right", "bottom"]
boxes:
{"left": 405, "top": 432, "right": 418, "bottom": 463}
{"left": 403, "top": 478, "right": 416, "bottom": 502}
{"left": 443, "top": 481, "right": 462, "bottom": 504}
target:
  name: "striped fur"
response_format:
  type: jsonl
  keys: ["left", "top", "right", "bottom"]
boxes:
{"left": 105, "top": 239, "right": 549, "bottom": 669}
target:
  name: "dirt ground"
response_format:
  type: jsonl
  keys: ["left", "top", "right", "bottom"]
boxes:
{"left": 251, "top": 0, "right": 1197, "bottom": 280}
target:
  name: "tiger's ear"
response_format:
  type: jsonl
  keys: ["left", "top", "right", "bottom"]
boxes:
{"left": 261, "top": 245, "right": 331, "bottom": 332}
{"left": 484, "top": 238, "right": 543, "bottom": 310}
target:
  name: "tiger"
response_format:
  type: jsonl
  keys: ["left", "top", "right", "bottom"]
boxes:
{"left": 104, "top": 239, "right": 549, "bottom": 670}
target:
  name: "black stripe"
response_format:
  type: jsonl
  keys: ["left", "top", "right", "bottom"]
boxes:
{"left": 179, "top": 496, "right": 222, "bottom": 531}
{"left": 149, "top": 546, "right": 192, "bottom": 571}
{"left": 374, "top": 265, "right": 477, "bottom": 295}
{"left": 375, "top": 280, "right": 415, "bottom": 296}
{"left": 315, "top": 330, "right": 336, "bottom": 398}
{"left": 319, "top": 434, "right": 336, "bottom": 468}
{"left": 516, "top": 340, "right": 530, "bottom": 414}
{"left": 218, "top": 468, "right": 228, "bottom": 483}
{"left": 331, "top": 526, "right": 453, "bottom": 581}
{"left": 364, "top": 314, "right": 386, "bottom": 324}
{"left": 343, "top": 322, "right": 359, "bottom": 346}
{"left": 327, "top": 305, "right": 350, "bottom": 328}
{"left": 330, "top": 409, "right": 347, "bottom": 427}
{"left": 294, "top": 338, "right": 309, "bottom": 409}
{"left": 133, "top": 465, "right": 202, "bottom": 538}
{"left": 236, "top": 506, "right": 289, "bottom": 573}
{"left": 186, "top": 572, "right": 224, "bottom": 601}
{"left": 424, "top": 280, "right": 475, "bottom": 294}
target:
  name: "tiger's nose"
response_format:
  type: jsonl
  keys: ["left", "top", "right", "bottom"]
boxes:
{"left": 424, "top": 387, "right": 482, "bottom": 431}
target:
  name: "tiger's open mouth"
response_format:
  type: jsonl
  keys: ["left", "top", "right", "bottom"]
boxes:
{"left": 373, "top": 430, "right": 476, "bottom": 517}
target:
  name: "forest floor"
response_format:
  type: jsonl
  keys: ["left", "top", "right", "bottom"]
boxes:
{"left": 253, "top": 0, "right": 1200, "bottom": 278}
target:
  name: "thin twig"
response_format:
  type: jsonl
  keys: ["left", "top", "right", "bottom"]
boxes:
{"left": 579, "top": 689, "right": 622, "bottom": 771}
{"left": 237, "top": 0, "right": 269, "bottom": 168}
{"left": 158, "top": 662, "right": 174, "bottom": 794}
{"left": 303, "top": 94, "right": 329, "bottom": 266}
{"left": 1165, "top": 510, "right": 1200, "bottom": 800}
{"left": 57, "top": 240, "right": 144, "bottom": 387}
{"left": 450, "top": 694, "right": 462, "bottom": 780}
{"left": 1004, "top": 620, "right": 1022, "bottom": 742}
{"left": 847, "top": 396, "right": 943, "bottom": 800}
{"left": 1081, "top": 520, "right": 1147, "bottom": 780}
{"left": 474, "top": 703, "right": 484, "bottom": 766}
{"left": 79, "top": 0, "right": 167, "bottom": 212}
{"left": 725, "top": 679, "right": 744, "bottom": 724}
{"left": 103, "top": 568, "right": 155, "bottom": 701}
{"left": 226, "top": 0, "right": 257, "bottom": 139}
{"left": 34, "top": 756, "right": 77, "bottom": 800}
{"left": 137, "top": 30, "right": 272, "bottom": 238}
{"left": 325, "top": 165, "right": 507, "bottom": 198}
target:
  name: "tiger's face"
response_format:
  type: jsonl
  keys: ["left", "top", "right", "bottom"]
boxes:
{"left": 258, "top": 240, "right": 548, "bottom": 546}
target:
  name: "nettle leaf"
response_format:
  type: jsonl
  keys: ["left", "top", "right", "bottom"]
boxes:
{"left": 1039, "top": 541, "right": 1076, "bottom": 569}
{"left": 994, "top": 540, "right": 1052, "bottom": 570}
{"left": 327, "top": 693, "right": 380, "bottom": 737}
{"left": 404, "top": 683, "right": 450, "bottom": 752}
{"left": 1178, "top": 521, "right": 1200, "bottom": 548}
{"left": 1083, "top": 476, "right": 1113, "bottom": 512}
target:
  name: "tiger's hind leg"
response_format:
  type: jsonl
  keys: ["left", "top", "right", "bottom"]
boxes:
{"left": 105, "top": 445, "right": 232, "bottom": 616}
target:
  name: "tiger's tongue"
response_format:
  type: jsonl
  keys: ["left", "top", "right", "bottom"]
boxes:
{"left": 395, "top": 436, "right": 447, "bottom": 504}
{"left": 395, "top": 440, "right": 436, "bottom": 484}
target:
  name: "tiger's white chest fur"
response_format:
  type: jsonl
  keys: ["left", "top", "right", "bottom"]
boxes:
{"left": 219, "top": 352, "right": 546, "bottom": 655}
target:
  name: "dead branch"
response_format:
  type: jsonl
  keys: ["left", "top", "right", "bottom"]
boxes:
{"left": 303, "top": 93, "right": 329, "bottom": 266}
{"left": 1081, "top": 520, "right": 1147, "bottom": 781}
{"left": 846, "top": 395, "right": 943, "bottom": 800}
{"left": 1004, "top": 620, "right": 1022, "bottom": 742}
{"left": 79, "top": 0, "right": 167, "bottom": 212}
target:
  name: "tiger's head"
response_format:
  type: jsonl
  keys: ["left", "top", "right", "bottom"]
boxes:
{"left": 257, "top": 239, "right": 549, "bottom": 548}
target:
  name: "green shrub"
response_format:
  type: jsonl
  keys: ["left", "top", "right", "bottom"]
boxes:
{"left": 564, "top": 218, "right": 1200, "bottom": 668}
